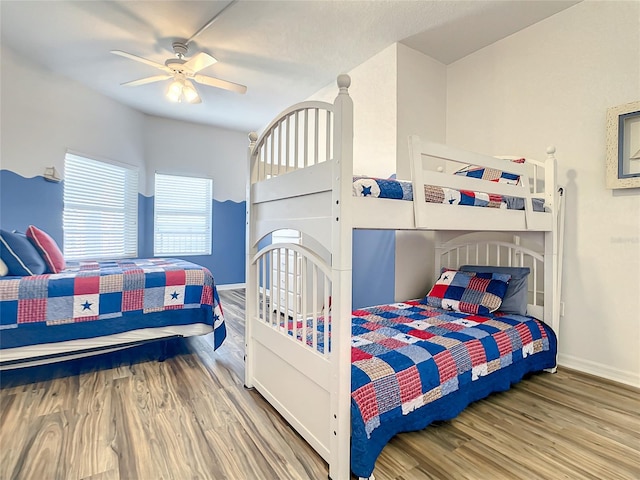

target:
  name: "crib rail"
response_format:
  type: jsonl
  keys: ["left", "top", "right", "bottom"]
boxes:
{"left": 250, "top": 102, "right": 334, "bottom": 183}
{"left": 252, "top": 242, "right": 333, "bottom": 356}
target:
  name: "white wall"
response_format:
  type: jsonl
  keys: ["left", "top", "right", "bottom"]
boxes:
{"left": 395, "top": 44, "right": 448, "bottom": 303}
{"left": 0, "top": 45, "right": 146, "bottom": 189}
{"left": 143, "top": 116, "right": 247, "bottom": 201}
{"left": 310, "top": 43, "right": 449, "bottom": 303}
{"left": 1, "top": 43, "right": 249, "bottom": 285}
{"left": 396, "top": 43, "right": 447, "bottom": 179}
{"left": 447, "top": 0, "right": 640, "bottom": 386}
{"left": 310, "top": 43, "right": 398, "bottom": 177}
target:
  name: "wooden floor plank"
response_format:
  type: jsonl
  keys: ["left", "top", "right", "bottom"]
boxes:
{"left": 1, "top": 288, "right": 639, "bottom": 480}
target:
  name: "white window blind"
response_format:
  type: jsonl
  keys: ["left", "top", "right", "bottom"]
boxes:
{"left": 154, "top": 173, "right": 212, "bottom": 256}
{"left": 63, "top": 153, "right": 138, "bottom": 260}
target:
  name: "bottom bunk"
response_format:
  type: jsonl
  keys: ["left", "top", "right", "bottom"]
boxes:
{"left": 245, "top": 233, "right": 559, "bottom": 479}
{"left": 349, "top": 299, "right": 556, "bottom": 477}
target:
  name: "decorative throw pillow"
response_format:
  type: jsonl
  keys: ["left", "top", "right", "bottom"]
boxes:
{"left": 425, "top": 269, "right": 511, "bottom": 315}
{"left": 0, "top": 229, "right": 47, "bottom": 276}
{"left": 0, "top": 258, "right": 8, "bottom": 276}
{"left": 26, "top": 225, "right": 66, "bottom": 274}
{"left": 455, "top": 166, "right": 520, "bottom": 185}
{"left": 460, "top": 265, "right": 530, "bottom": 315}
{"left": 454, "top": 158, "right": 525, "bottom": 186}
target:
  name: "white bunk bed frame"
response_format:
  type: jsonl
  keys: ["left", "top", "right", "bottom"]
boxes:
{"left": 245, "top": 75, "right": 564, "bottom": 479}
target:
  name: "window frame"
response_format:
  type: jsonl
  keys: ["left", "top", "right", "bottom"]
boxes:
{"left": 63, "top": 151, "right": 139, "bottom": 261}
{"left": 153, "top": 172, "right": 213, "bottom": 257}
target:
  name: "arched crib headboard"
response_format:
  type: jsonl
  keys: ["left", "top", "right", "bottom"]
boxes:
{"left": 435, "top": 233, "right": 547, "bottom": 322}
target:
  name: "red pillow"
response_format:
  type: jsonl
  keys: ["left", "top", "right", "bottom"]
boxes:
{"left": 26, "top": 225, "right": 66, "bottom": 274}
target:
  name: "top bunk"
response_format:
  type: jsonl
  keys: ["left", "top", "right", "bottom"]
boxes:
{"left": 247, "top": 75, "right": 561, "bottom": 246}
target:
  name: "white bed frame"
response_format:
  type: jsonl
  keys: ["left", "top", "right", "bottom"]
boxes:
{"left": 245, "top": 75, "right": 564, "bottom": 479}
{"left": 0, "top": 323, "right": 213, "bottom": 370}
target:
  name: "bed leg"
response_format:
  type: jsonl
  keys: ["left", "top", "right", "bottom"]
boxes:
{"left": 158, "top": 339, "right": 169, "bottom": 362}
{"left": 544, "top": 366, "right": 557, "bottom": 373}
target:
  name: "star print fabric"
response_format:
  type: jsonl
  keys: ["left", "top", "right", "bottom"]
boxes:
{"left": 0, "top": 258, "right": 225, "bottom": 349}
{"left": 424, "top": 270, "right": 511, "bottom": 315}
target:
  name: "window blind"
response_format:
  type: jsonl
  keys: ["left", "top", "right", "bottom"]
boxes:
{"left": 63, "top": 153, "right": 138, "bottom": 260}
{"left": 154, "top": 173, "right": 212, "bottom": 256}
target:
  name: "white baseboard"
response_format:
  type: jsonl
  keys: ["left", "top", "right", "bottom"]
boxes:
{"left": 558, "top": 353, "right": 640, "bottom": 389}
{"left": 217, "top": 283, "right": 246, "bottom": 291}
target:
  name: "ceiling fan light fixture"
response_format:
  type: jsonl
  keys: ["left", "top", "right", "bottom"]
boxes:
{"left": 183, "top": 80, "right": 201, "bottom": 104}
{"left": 166, "top": 79, "right": 184, "bottom": 102}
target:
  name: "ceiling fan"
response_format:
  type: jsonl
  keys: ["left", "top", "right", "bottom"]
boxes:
{"left": 111, "top": 0, "right": 246, "bottom": 104}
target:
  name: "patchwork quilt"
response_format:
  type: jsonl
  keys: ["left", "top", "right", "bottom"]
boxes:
{"left": 0, "top": 258, "right": 226, "bottom": 350}
{"left": 352, "top": 176, "right": 413, "bottom": 200}
{"left": 352, "top": 176, "right": 545, "bottom": 211}
{"left": 348, "top": 300, "right": 556, "bottom": 478}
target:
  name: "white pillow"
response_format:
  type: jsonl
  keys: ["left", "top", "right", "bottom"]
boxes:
{"left": 0, "top": 257, "right": 8, "bottom": 276}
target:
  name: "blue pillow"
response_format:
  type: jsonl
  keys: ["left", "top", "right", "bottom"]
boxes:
{"left": 460, "top": 265, "right": 530, "bottom": 315}
{"left": 0, "top": 229, "right": 47, "bottom": 276}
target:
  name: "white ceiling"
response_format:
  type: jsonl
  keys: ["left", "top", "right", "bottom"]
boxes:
{"left": 0, "top": 0, "right": 579, "bottom": 133}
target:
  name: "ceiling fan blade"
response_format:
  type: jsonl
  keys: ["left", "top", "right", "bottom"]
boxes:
{"left": 121, "top": 75, "right": 172, "bottom": 87}
{"left": 111, "top": 50, "right": 170, "bottom": 72}
{"left": 183, "top": 52, "right": 217, "bottom": 74}
{"left": 193, "top": 74, "right": 247, "bottom": 94}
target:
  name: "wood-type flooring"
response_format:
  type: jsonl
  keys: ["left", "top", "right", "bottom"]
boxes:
{"left": 1, "top": 288, "right": 638, "bottom": 480}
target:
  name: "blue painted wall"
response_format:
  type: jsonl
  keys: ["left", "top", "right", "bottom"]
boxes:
{"left": 0, "top": 170, "right": 63, "bottom": 241}
{"left": 0, "top": 170, "right": 246, "bottom": 285}
{"left": 1, "top": 170, "right": 396, "bottom": 301}
{"left": 352, "top": 230, "right": 395, "bottom": 309}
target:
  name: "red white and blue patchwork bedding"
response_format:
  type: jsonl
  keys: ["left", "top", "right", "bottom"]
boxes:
{"left": 353, "top": 176, "right": 413, "bottom": 200}
{"left": 280, "top": 298, "right": 556, "bottom": 477}
{"left": 352, "top": 176, "right": 545, "bottom": 211}
{"left": 0, "top": 258, "right": 226, "bottom": 352}
{"left": 349, "top": 300, "right": 556, "bottom": 478}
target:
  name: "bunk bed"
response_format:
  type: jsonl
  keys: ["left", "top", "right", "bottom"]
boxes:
{"left": 245, "top": 75, "right": 564, "bottom": 480}
{"left": 0, "top": 257, "right": 227, "bottom": 370}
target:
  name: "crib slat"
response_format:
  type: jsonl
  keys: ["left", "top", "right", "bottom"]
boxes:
{"left": 324, "top": 275, "right": 330, "bottom": 356}
{"left": 304, "top": 110, "right": 309, "bottom": 168}
{"left": 326, "top": 111, "right": 331, "bottom": 163}
{"left": 312, "top": 264, "right": 318, "bottom": 350}
{"left": 314, "top": 108, "right": 319, "bottom": 165}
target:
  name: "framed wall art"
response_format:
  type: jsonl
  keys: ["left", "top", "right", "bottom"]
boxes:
{"left": 606, "top": 100, "right": 640, "bottom": 189}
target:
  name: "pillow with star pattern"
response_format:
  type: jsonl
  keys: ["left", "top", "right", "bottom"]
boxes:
{"left": 424, "top": 269, "right": 511, "bottom": 315}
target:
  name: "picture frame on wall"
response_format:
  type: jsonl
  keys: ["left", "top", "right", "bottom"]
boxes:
{"left": 606, "top": 100, "right": 640, "bottom": 189}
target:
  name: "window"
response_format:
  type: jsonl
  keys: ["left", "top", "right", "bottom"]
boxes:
{"left": 63, "top": 153, "right": 138, "bottom": 260}
{"left": 154, "top": 173, "right": 212, "bottom": 256}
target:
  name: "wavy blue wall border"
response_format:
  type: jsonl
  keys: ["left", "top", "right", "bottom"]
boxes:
{"left": 0, "top": 170, "right": 246, "bottom": 285}
{"left": 1, "top": 170, "right": 396, "bottom": 302}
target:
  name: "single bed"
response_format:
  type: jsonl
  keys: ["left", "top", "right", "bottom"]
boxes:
{"left": 245, "top": 75, "right": 564, "bottom": 479}
{"left": 0, "top": 257, "right": 226, "bottom": 370}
